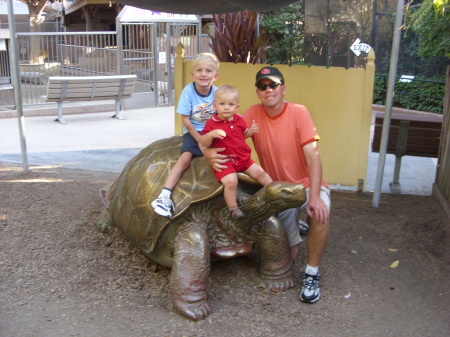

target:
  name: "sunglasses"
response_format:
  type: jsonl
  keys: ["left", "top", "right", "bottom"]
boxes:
{"left": 256, "top": 82, "right": 281, "bottom": 91}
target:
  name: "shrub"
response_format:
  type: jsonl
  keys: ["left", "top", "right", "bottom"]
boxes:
{"left": 373, "top": 75, "right": 445, "bottom": 114}
{"left": 208, "top": 11, "right": 269, "bottom": 64}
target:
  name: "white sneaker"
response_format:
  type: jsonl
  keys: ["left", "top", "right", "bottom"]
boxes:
{"left": 299, "top": 220, "right": 309, "bottom": 235}
{"left": 151, "top": 195, "right": 174, "bottom": 218}
{"left": 300, "top": 272, "right": 321, "bottom": 303}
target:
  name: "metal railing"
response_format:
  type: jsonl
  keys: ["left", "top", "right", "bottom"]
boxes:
{"left": 15, "top": 32, "right": 118, "bottom": 105}
{"left": 0, "top": 28, "right": 199, "bottom": 106}
{"left": 0, "top": 49, "right": 14, "bottom": 108}
{"left": 2, "top": 25, "right": 203, "bottom": 108}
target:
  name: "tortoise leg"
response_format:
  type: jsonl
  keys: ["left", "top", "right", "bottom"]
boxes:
{"left": 257, "top": 215, "right": 294, "bottom": 292}
{"left": 170, "top": 221, "right": 211, "bottom": 320}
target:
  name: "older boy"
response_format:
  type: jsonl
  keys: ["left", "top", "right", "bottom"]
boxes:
{"left": 152, "top": 53, "right": 219, "bottom": 218}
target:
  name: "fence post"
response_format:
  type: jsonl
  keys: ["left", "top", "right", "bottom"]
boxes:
{"left": 116, "top": 17, "right": 124, "bottom": 75}
{"left": 358, "top": 49, "right": 376, "bottom": 191}
{"left": 174, "top": 43, "right": 185, "bottom": 136}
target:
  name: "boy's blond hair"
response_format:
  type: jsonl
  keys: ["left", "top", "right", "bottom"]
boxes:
{"left": 215, "top": 85, "right": 239, "bottom": 101}
{"left": 191, "top": 53, "right": 219, "bottom": 72}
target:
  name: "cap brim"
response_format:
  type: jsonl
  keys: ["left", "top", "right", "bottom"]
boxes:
{"left": 256, "top": 75, "right": 282, "bottom": 84}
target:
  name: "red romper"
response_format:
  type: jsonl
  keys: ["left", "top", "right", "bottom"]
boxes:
{"left": 201, "top": 113, "right": 254, "bottom": 181}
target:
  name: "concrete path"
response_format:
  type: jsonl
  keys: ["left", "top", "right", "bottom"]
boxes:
{"left": 0, "top": 107, "right": 174, "bottom": 172}
{"left": 0, "top": 106, "right": 437, "bottom": 196}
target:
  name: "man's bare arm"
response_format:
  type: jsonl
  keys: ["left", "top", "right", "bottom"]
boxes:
{"left": 303, "top": 141, "right": 328, "bottom": 223}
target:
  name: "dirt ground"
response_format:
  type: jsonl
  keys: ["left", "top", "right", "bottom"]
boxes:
{"left": 1, "top": 161, "right": 449, "bottom": 337}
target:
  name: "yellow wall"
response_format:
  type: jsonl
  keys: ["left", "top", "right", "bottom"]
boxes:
{"left": 174, "top": 43, "right": 375, "bottom": 191}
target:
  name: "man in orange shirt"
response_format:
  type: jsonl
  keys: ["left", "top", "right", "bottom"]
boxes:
{"left": 204, "top": 67, "right": 330, "bottom": 304}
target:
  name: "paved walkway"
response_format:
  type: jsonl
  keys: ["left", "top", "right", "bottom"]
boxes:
{"left": 0, "top": 106, "right": 437, "bottom": 196}
{"left": 0, "top": 107, "right": 174, "bottom": 172}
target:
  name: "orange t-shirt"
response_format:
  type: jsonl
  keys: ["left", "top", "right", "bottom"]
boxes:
{"left": 243, "top": 102, "right": 327, "bottom": 188}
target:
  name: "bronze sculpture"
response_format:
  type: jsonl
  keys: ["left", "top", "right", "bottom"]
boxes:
{"left": 97, "top": 136, "right": 307, "bottom": 320}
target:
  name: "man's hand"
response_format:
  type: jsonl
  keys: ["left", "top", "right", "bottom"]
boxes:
{"left": 203, "top": 147, "right": 229, "bottom": 172}
{"left": 306, "top": 194, "right": 329, "bottom": 224}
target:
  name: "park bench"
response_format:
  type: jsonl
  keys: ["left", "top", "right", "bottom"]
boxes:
{"left": 0, "top": 84, "right": 14, "bottom": 109}
{"left": 44, "top": 75, "right": 137, "bottom": 124}
{"left": 371, "top": 111, "right": 442, "bottom": 190}
{"left": 0, "top": 84, "right": 13, "bottom": 93}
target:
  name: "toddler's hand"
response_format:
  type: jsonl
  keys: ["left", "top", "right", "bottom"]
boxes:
{"left": 249, "top": 120, "right": 259, "bottom": 134}
{"left": 212, "top": 129, "right": 226, "bottom": 139}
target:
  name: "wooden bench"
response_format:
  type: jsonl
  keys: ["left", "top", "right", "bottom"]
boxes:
{"left": 44, "top": 75, "right": 137, "bottom": 124}
{"left": 372, "top": 111, "right": 442, "bottom": 189}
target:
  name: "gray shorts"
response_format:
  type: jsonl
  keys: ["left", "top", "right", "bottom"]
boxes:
{"left": 277, "top": 186, "right": 331, "bottom": 246}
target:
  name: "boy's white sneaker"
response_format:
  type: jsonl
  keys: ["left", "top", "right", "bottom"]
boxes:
{"left": 151, "top": 195, "right": 174, "bottom": 218}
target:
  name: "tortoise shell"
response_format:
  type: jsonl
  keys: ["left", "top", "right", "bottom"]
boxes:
{"left": 105, "top": 136, "right": 224, "bottom": 254}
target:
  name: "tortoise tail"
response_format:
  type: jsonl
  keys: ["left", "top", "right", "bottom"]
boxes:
{"left": 99, "top": 182, "right": 115, "bottom": 207}
{"left": 96, "top": 208, "right": 115, "bottom": 232}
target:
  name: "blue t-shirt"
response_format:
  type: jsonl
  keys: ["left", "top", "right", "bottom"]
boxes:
{"left": 176, "top": 82, "right": 216, "bottom": 132}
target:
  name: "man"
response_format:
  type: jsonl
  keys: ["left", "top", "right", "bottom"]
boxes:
{"left": 204, "top": 66, "right": 330, "bottom": 303}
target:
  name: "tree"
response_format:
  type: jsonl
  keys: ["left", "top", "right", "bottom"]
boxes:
{"left": 20, "top": 0, "right": 49, "bottom": 64}
{"left": 260, "top": 0, "right": 375, "bottom": 66}
{"left": 409, "top": 0, "right": 450, "bottom": 58}
{"left": 433, "top": 0, "right": 449, "bottom": 16}
{"left": 259, "top": 1, "right": 305, "bottom": 65}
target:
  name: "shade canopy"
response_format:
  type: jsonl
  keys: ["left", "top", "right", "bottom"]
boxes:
{"left": 113, "top": 0, "right": 298, "bottom": 14}
{"left": 117, "top": 6, "right": 201, "bottom": 22}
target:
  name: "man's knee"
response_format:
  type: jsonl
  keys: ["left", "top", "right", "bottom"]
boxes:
{"left": 309, "top": 218, "right": 330, "bottom": 237}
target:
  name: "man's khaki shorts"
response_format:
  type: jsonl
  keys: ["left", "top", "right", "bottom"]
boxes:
{"left": 276, "top": 186, "right": 331, "bottom": 246}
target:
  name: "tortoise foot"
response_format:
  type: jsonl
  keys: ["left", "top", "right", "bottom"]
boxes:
{"left": 174, "top": 298, "right": 211, "bottom": 321}
{"left": 261, "top": 272, "right": 294, "bottom": 293}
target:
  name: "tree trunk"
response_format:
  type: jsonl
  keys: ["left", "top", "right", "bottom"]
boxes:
{"left": 26, "top": 1, "right": 47, "bottom": 65}
{"left": 433, "top": 65, "right": 450, "bottom": 205}
{"left": 82, "top": 7, "right": 98, "bottom": 32}
{"left": 82, "top": 7, "right": 99, "bottom": 46}
{"left": 29, "top": 16, "right": 44, "bottom": 65}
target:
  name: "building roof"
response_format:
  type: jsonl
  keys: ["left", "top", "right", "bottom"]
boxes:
{"left": 113, "top": 0, "right": 298, "bottom": 14}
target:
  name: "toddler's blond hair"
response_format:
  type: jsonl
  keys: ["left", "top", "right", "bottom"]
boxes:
{"left": 214, "top": 85, "right": 239, "bottom": 101}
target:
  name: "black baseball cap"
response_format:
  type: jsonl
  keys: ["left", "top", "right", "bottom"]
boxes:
{"left": 255, "top": 66, "right": 284, "bottom": 85}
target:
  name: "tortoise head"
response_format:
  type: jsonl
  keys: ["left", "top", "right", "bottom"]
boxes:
{"left": 240, "top": 181, "right": 307, "bottom": 219}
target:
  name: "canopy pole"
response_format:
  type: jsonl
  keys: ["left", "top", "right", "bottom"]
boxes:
{"left": 372, "top": 0, "right": 404, "bottom": 207}
{"left": 7, "top": 0, "right": 29, "bottom": 172}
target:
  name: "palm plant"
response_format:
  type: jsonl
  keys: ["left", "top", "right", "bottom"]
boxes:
{"left": 208, "top": 10, "right": 269, "bottom": 64}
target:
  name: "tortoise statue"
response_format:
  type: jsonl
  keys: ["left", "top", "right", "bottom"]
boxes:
{"left": 97, "top": 136, "right": 307, "bottom": 320}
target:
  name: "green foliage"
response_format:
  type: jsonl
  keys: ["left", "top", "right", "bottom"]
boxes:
{"left": 208, "top": 11, "right": 269, "bottom": 64}
{"left": 409, "top": 0, "right": 450, "bottom": 58}
{"left": 259, "top": 1, "right": 305, "bottom": 65}
{"left": 373, "top": 75, "right": 445, "bottom": 114}
{"left": 375, "top": 3, "right": 448, "bottom": 77}
{"left": 433, "top": 0, "right": 449, "bottom": 16}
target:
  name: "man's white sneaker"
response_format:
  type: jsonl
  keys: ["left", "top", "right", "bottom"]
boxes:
{"left": 300, "top": 272, "right": 321, "bottom": 303}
